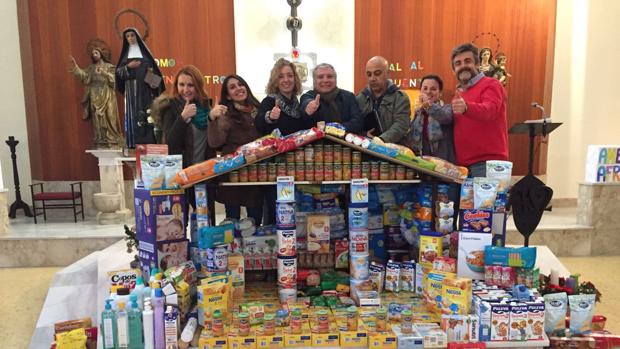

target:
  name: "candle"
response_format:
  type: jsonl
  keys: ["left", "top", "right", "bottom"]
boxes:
{"left": 550, "top": 269, "right": 559, "bottom": 285}
{"left": 565, "top": 277, "right": 576, "bottom": 292}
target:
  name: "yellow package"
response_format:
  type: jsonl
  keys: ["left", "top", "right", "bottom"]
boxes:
{"left": 228, "top": 254, "right": 245, "bottom": 300}
{"left": 55, "top": 328, "right": 87, "bottom": 349}
{"left": 424, "top": 271, "right": 455, "bottom": 313}
{"left": 198, "top": 275, "right": 231, "bottom": 329}
{"left": 418, "top": 233, "right": 443, "bottom": 268}
{"left": 441, "top": 277, "right": 472, "bottom": 315}
{"left": 177, "top": 280, "right": 191, "bottom": 314}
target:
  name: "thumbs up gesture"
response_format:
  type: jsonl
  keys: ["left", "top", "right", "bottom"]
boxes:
{"left": 181, "top": 98, "right": 197, "bottom": 121}
{"left": 270, "top": 99, "right": 281, "bottom": 121}
{"left": 452, "top": 90, "right": 467, "bottom": 114}
{"left": 305, "top": 94, "right": 321, "bottom": 115}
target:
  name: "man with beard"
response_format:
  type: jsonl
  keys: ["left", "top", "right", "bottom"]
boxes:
{"left": 356, "top": 56, "right": 411, "bottom": 144}
{"left": 450, "top": 43, "right": 508, "bottom": 177}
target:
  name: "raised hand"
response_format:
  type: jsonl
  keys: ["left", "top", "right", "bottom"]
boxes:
{"left": 270, "top": 99, "right": 281, "bottom": 120}
{"left": 305, "top": 94, "right": 321, "bottom": 115}
{"left": 181, "top": 98, "right": 197, "bottom": 121}
{"left": 210, "top": 104, "right": 228, "bottom": 120}
{"left": 452, "top": 90, "right": 467, "bottom": 114}
{"left": 127, "top": 60, "right": 141, "bottom": 69}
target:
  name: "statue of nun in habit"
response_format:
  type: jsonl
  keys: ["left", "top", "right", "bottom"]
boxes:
{"left": 115, "top": 28, "right": 165, "bottom": 148}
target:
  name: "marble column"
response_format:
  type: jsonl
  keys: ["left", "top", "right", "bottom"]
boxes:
{"left": 86, "top": 149, "right": 132, "bottom": 224}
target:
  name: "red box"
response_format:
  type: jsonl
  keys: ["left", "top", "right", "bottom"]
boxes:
{"left": 447, "top": 343, "right": 486, "bottom": 349}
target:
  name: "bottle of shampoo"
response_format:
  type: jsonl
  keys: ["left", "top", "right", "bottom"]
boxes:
{"left": 100, "top": 299, "right": 117, "bottom": 349}
{"left": 128, "top": 294, "right": 144, "bottom": 349}
{"left": 153, "top": 288, "right": 165, "bottom": 349}
{"left": 131, "top": 276, "right": 145, "bottom": 310}
{"left": 116, "top": 301, "right": 129, "bottom": 348}
{"left": 143, "top": 299, "right": 155, "bottom": 349}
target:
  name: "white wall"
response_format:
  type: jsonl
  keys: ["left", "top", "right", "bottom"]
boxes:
{"left": 0, "top": 0, "right": 31, "bottom": 203}
{"left": 233, "top": 0, "right": 355, "bottom": 100}
{"left": 548, "top": 0, "right": 620, "bottom": 198}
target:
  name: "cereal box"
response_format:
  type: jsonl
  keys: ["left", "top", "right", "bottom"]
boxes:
{"left": 527, "top": 301, "right": 545, "bottom": 340}
{"left": 441, "top": 314, "right": 470, "bottom": 342}
{"left": 307, "top": 215, "right": 331, "bottom": 254}
{"left": 490, "top": 303, "right": 510, "bottom": 341}
{"left": 458, "top": 209, "right": 493, "bottom": 233}
{"left": 510, "top": 303, "right": 529, "bottom": 341}
{"left": 425, "top": 271, "right": 453, "bottom": 313}
{"left": 457, "top": 232, "right": 492, "bottom": 280}
{"left": 441, "top": 278, "right": 472, "bottom": 315}
{"left": 419, "top": 232, "right": 443, "bottom": 267}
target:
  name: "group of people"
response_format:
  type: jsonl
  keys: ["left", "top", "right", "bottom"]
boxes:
{"left": 150, "top": 42, "right": 508, "bottom": 222}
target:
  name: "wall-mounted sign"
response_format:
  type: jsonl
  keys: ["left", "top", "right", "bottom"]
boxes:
{"left": 585, "top": 145, "right": 620, "bottom": 183}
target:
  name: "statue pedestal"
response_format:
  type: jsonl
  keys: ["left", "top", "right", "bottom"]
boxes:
{"left": 86, "top": 149, "right": 132, "bottom": 224}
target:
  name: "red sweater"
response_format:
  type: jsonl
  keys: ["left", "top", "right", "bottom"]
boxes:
{"left": 453, "top": 76, "right": 509, "bottom": 167}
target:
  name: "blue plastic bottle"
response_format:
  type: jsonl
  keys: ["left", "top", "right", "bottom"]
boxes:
{"left": 128, "top": 294, "right": 144, "bottom": 349}
{"left": 100, "top": 299, "right": 117, "bottom": 349}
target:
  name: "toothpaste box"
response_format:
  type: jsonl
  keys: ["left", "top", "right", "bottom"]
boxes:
{"left": 527, "top": 301, "right": 546, "bottom": 341}
{"left": 490, "top": 303, "right": 510, "bottom": 341}
{"left": 510, "top": 303, "right": 529, "bottom": 341}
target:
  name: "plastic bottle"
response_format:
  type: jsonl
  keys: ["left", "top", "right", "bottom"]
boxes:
{"left": 116, "top": 301, "right": 129, "bottom": 348}
{"left": 128, "top": 295, "right": 144, "bottom": 349}
{"left": 117, "top": 288, "right": 131, "bottom": 310}
{"left": 153, "top": 288, "right": 165, "bottom": 349}
{"left": 212, "top": 310, "right": 224, "bottom": 337}
{"left": 131, "top": 276, "right": 145, "bottom": 309}
{"left": 180, "top": 317, "right": 198, "bottom": 344}
{"left": 143, "top": 299, "right": 154, "bottom": 349}
{"left": 109, "top": 285, "right": 120, "bottom": 311}
{"left": 101, "top": 299, "right": 117, "bottom": 349}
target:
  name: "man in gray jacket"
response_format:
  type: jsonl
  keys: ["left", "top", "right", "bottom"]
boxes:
{"left": 356, "top": 56, "right": 411, "bottom": 144}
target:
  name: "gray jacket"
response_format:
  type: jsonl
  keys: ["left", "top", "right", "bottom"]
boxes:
{"left": 356, "top": 81, "right": 411, "bottom": 144}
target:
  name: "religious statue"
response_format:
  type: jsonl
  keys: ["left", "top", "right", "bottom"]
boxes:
{"left": 478, "top": 47, "right": 494, "bottom": 76}
{"left": 115, "top": 27, "right": 165, "bottom": 148}
{"left": 491, "top": 53, "right": 511, "bottom": 86}
{"left": 69, "top": 38, "right": 124, "bottom": 148}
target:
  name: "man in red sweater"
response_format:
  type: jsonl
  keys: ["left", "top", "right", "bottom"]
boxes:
{"left": 450, "top": 43, "right": 508, "bottom": 177}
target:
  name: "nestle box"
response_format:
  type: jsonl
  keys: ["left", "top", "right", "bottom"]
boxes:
{"left": 138, "top": 239, "right": 189, "bottom": 276}
{"left": 135, "top": 188, "right": 186, "bottom": 246}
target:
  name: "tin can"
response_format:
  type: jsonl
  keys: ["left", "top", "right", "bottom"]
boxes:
{"left": 315, "top": 163, "right": 324, "bottom": 181}
{"left": 352, "top": 151, "right": 362, "bottom": 164}
{"left": 287, "top": 163, "right": 295, "bottom": 177}
{"left": 277, "top": 163, "right": 287, "bottom": 177}
{"left": 248, "top": 164, "right": 258, "bottom": 182}
{"left": 396, "top": 165, "right": 406, "bottom": 180}
{"left": 239, "top": 167, "right": 248, "bottom": 182}
{"left": 258, "top": 163, "right": 268, "bottom": 182}
{"left": 342, "top": 163, "right": 351, "bottom": 180}
{"left": 389, "top": 164, "right": 396, "bottom": 180}
{"left": 229, "top": 171, "right": 239, "bottom": 183}
{"left": 286, "top": 152, "right": 295, "bottom": 164}
{"left": 333, "top": 145, "right": 342, "bottom": 164}
{"left": 342, "top": 147, "right": 351, "bottom": 164}
{"left": 351, "top": 163, "right": 362, "bottom": 179}
{"left": 276, "top": 201, "right": 296, "bottom": 227}
{"left": 349, "top": 229, "right": 369, "bottom": 254}
{"left": 324, "top": 163, "right": 334, "bottom": 181}
{"left": 277, "top": 229, "right": 297, "bottom": 256}
{"left": 350, "top": 253, "right": 370, "bottom": 279}
{"left": 370, "top": 162, "right": 380, "bottom": 180}
{"left": 361, "top": 162, "right": 370, "bottom": 179}
{"left": 295, "top": 163, "right": 305, "bottom": 181}
{"left": 295, "top": 149, "right": 305, "bottom": 163}
{"left": 324, "top": 144, "right": 333, "bottom": 163}
{"left": 348, "top": 205, "right": 369, "bottom": 229}
{"left": 268, "top": 163, "right": 277, "bottom": 181}
{"left": 304, "top": 145, "right": 314, "bottom": 163}
{"left": 406, "top": 169, "right": 415, "bottom": 180}
{"left": 379, "top": 162, "right": 390, "bottom": 180}
{"left": 333, "top": 163, "right": 343, "bottom": 180}
{"left": 206, "top": 245, "right": 228, "bottom": 272}
{"left": 305, "top": 162, "right": 314, "bottom": 181}
{"left": 277, "top": 255, "right": 297, "bottom": 288}
{"left": 314, "top": 144, "right": 324, "bottom": 164}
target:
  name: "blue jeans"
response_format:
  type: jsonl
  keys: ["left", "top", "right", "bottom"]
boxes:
{"left": 225, "top": 204, "right": 263, "bottom": 225}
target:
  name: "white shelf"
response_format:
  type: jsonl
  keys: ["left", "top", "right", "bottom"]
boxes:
{"left": 220, "top": 179, "right": 421, "bottom": 186}
{"left": 485, "top": 333, "right": 550, "bottom": 348}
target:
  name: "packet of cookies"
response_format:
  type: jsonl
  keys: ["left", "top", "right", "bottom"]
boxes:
{"left": 473, "top": 177, "right": 499, "bottom": 210}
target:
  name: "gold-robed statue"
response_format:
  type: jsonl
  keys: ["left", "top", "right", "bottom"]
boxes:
{"left": 69, "top": 38, "right": 124, "bottom": 148}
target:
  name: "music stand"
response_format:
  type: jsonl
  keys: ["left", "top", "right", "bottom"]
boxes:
{"left": 508, "top": 121, "right": 562, "bottom": 246}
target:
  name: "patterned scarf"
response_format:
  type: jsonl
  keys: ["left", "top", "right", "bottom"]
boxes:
{"left": 271, "top": 93, "right": 300, "bottom": 119}
{"left": 320, "top": 88, "right": 341, "bottom": 122}
{"left": 191, "top": 104, "right": 210, "bottom": 129}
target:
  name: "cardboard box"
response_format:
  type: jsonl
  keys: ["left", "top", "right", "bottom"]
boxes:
{"left": 138, "top": 239, "right": 188, "bottom": 277}
{"left": 509, "top": 303, "right": 529, "bottom": 341}
{"left": 283, "top": 320, "right": 311, "bottom": 347}
{"left": 527, "top": 301, "right": 545, "bottom": 341}
{"left": 414, "top": 323, "right": 447, "bottom": 349}
{"left": 256, "top": 333, "right": 285, "bottom": 349}
{"left": 458, "top": 209, "right": 493, "bottom": 233}
{"left": 339, "top": 320, "right": 368, "bottom": 348}
{"left": 490, "top": 303, "right": 510, "bottom": 341}
{"left": 391, "top": 325, "right": 424, "bottom": 349}
{"left": 134, "top": 188, "right": 186, "bottom": 245}
{"left": 457, "top": 232, "right": 492, "bottom": 280}
{"left": 440, "top": 314, "right": 470, "bottom": 342}
{"left": 228, "top": 334, "right": 257, "bottom": 349}
{"left": 368, "top": 331, "right": 397, "bottom": 349}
